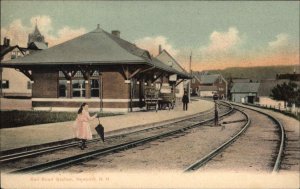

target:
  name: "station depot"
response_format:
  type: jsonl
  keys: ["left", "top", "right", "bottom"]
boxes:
{"left": 1, "top": 25, "right": 191, "bottom": 112}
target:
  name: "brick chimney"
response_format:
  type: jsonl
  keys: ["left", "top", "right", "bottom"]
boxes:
{"left": 158, "top": 44, "right": 162, "bottom": 54}
{"left": 111, "top": 30, "right": 120, "bottom": 38}
{"left": 3, "top": 37, "right": 10, "bottom": 47}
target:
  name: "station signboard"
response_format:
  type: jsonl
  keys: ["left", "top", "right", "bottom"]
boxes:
{"left": 169, "top": 74, "right": 177, "bottom": 81}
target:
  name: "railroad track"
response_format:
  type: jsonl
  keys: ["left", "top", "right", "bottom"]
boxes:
{"left": 184, "top": 102, "right": 285, "bottom": 173}
{"left": 8, "top": 101, "right": 233, "bottom": 174}
{"left": 0, "top": 106, "right": 215, "bottom": 163}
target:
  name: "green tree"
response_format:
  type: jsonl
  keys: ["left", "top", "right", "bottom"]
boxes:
{"left": 271, "top": 82, "right": 299, "bottom": 107}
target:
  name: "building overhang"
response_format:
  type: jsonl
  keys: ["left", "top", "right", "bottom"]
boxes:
{"left": 0, "top": 60, "right": 151, "bottom": 67}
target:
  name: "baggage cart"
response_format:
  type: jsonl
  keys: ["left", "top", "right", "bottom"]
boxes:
{"left": 144, "top": 86, "right": 160, "bottom": 112}
{"left": 159, "top": 93, "right": 175, "bottom": 110}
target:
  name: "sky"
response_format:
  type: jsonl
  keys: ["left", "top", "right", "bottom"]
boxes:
{"left": 1, "top": 1, "right": 299, "bottom": 71}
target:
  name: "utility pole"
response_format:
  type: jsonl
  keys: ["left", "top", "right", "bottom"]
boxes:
{"left": 188, "top": 51, "right": 192, "bottom": 102}
{"left": 213, "top": 93, "right": 219, "bottom": 126}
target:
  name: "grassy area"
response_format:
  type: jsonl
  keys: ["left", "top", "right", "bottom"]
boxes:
{"left": 0, "top": 110, "right": 120, "bottom": 129}
{"left": 267, "top": 107, "right": 300, "bottom": 121}
{"left": 245, "top": 103, "right": 300, "bottom": 121}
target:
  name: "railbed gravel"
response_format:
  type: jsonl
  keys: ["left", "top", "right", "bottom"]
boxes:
{"left": 199, "top": 107, "right": 280, "bottom": 173}
{"left": 59, "top": 110, "right": 246, "bottom": 172}
{"left": 1, "top": 104, "right": 231, "bottom": 173}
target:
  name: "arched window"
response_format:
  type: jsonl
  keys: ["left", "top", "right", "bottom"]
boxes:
{"left": 58, "top": 70, "right": 101, "bottom": 98}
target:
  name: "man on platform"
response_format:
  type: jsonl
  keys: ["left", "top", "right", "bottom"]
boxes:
{"left": 182, "top": 91, "right": 189, "bottom": 111}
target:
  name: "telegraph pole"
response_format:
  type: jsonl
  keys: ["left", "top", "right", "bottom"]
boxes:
{"left": 188, "top": 51, "right": 192, "bottom": 102}
{"left": 213, "top": 93, "right": 219, "bottom": 126}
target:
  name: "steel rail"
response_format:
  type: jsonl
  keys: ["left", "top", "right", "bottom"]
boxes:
{"left": 184, "top": 101, "right": 285, "bottom": 173}
{"left": 184, "top": 105, "right": 250, "bottom": 172}
{"left": 1, "top": 105, "right": 217, "bottom": 163}
{"left": 230, "top": 103, "right": 285, "bottom": 173}
{"left": 10, "top": 102, "right": 233, "bottom": 174}
{"left": 0, "top": 143, "right": 76, "bottom": 163}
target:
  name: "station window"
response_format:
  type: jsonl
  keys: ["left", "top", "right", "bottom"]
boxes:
{"left": 59, "top": 71, "right": 66, "bottom": 78}
{"left": 0, "top": 80, "right": 9, "bottom": 89}
{"left": 27, "top": 81, "right": 32, "bottom": 89}
{"left": 73, "top": 71, "right": 83, "bottom": 78}
{"left": 92, "top": 70, "right": 100, "bottom": 77}
{"left": 11, "top": 51, "right": 16, "bottom": 59}
{"left": 90, "top": 79, "right": 100, "bottom": 97}
{"left": 72, "top": 79, "right": 85, "bottom": 97}
{"left": 59, "top": 80, "right": 68, "bottom": 97}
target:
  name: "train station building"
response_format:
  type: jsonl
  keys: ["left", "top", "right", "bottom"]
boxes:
{"left": 1, "top": 25, "right": 190, "bottom": 112}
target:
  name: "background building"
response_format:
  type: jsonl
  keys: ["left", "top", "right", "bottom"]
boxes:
{"left": 0, "top": 24, "right": 48, "bottom": 98}
{"left": 191, "top": 72, "right": 227, "bottom": 99}
{"left": 257, "top": 79, "right": 288, "bottom": 109}
{"left": 27, "top": 24, "right": 48, "bottom": 50}
{"left": 230, "top": 82, "right": 260, "bottom": 103}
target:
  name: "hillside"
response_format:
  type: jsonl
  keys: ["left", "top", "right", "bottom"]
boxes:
{"left": 205, "top": 65, "right": 299, "bottom": 80}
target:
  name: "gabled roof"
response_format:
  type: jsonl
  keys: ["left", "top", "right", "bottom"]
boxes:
{"left": 0, "top": 45, "right": 25, "bottom": 57}
{"left": 104, "top": 30, "right": 152, "bottom": 63}
{"left": 1, "top": 27, "right": 151, "bottom": 66}
{"left": 277, "top": 73, "right": 300, "bottom": 81}
{"left": 200, "top": 74, "right": 220, "bottom": 84}
{"left": 28, "top": 42, "right": 48, "bottom": 50}
{"left": 156, "top": 50, "right": 188, "bottom": 74}
{"left": 258, "top": 79, "right": 298, "bottom": 96}
{"left": 232, "top": 78, "right": 251, "bottom": 83}
{"left": 231, "top": 82, "right": 260, "bottom": 93}
{"left": 155, "top": 50, "right": 190, "bottom": 78}
{"left": 193, "top": 73, "right": 221, "bottom": 84}
{"left": 151, "top": 57, "right": 189, "bottom": 78}
{"left": 193, "top": 75, "right": 201, "bottom": 83}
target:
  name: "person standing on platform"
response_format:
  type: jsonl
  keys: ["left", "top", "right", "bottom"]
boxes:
{"left": 213, "top": 93, "right": 219, "bottom": 126}
{"left": 182, "top": 91, "right": 189, "bottom": 111}
{"left": 73, "top": 103, "right": 97, "bottom": 150}
{"left": 214, "top": 104, "right": 219, "bottom": 126}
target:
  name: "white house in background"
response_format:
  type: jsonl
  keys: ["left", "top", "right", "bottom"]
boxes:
{"left": 0, "top": 24, "right": 48, "bottom": 98}
{"left": 230, "top": 82, "right": 260, "bottom": 104}
{"left": 191, "top": 72, "right": 227, "bottom": 99}
{"left": 198, "top": 85, "right": 218, "bottom": 97}
{"left": 0, "top": 40, "right": 31, "bottom": 97}
{"left": 257, "top": 79, "right": 299, "bottom": 109}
